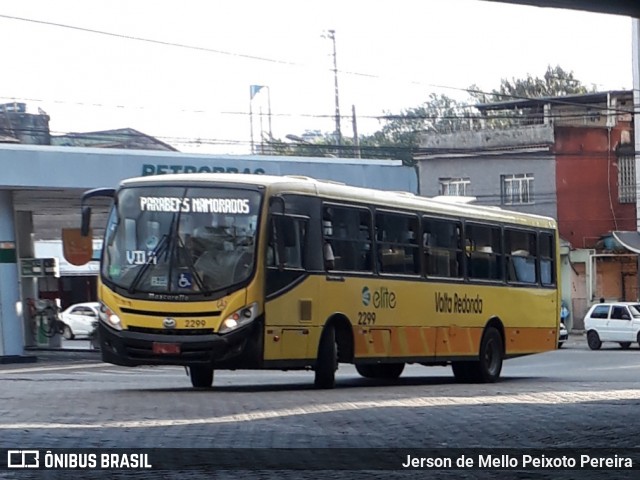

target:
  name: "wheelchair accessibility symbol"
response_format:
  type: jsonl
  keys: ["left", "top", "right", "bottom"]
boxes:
{"left": 177, "top": 273, "right": 193, "bottom": 289}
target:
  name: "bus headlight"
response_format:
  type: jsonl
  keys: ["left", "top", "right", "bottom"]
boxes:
{"left": 99, "top": 303, "right": 122, "bottom": 331}
{"left": 219, "top": 303, "right": 258, "bottom": 334}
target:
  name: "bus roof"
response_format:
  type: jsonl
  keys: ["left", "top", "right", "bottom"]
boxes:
{"left": 120, "top": 173, "right": 557, "bottom": 229}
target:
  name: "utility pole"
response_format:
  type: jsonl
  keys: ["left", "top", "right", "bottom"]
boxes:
{"left": 325, "top": 29, "right": 342, "bottom": 150}
{"left": 352, "top": 104, "right": 360, "bottom": 158}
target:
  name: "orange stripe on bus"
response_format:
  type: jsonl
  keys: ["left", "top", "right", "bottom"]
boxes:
{"left": 404, "top": 326, "right": 425, "bottom": 355}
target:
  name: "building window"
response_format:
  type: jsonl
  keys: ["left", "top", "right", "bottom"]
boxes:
{"left": 501, "top": 174, "right": 534, "bottom": 205}
{"left": 439, "top": 177, "right": 470, "bottom": 196}
{"left": 618, "top": 155, "right": 635, "bottom": 204}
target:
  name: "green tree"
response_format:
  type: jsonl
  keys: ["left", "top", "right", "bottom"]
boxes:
{"left": 280, "top": 65, "right": 592, "bottom": 166}
{"left": 469, "top": 65, "right": 594, "bottom": 103}
{"left": 358, "top": 93, "right": 473, "bottom": 165}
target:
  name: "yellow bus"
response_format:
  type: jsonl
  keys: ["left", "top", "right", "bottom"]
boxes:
{"left": 78, "top": 173, "right": 560, "bottom": 388}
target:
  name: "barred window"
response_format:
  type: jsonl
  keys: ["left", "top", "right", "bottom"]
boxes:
{"left": 501, "top": 174, "right": 534, "bottom": 205}
{"left": 618, "top": 155, "right": 635, "bottom": 204}
{"left": 439, "top": 177, "right": 470, "bottom": 196}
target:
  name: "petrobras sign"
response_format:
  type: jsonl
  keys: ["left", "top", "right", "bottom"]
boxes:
{"left": 141, "top": 164, "right": 265, "bottom": 176}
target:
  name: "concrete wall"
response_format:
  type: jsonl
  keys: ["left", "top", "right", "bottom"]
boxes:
{"left": 418, "top": 124, "right": 555, "bottom": 151}
{"left": 417, "top": 152, "right": 558, "bottom": 219}
{"left": 555, "top": 125, "right": 636, "bottom": 249}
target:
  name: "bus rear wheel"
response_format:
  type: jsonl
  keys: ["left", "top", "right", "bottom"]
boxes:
{"left": 356, "top": 363, "right": 405, "bottom": 379}
{"left": 314, "top": 324, "right": 337, "bottom": 389}
{"left": 189, "top": 366, "right": 214, "bottom": 388}
{"left": 452, "top": 327, "right": 503, "bottom": 383}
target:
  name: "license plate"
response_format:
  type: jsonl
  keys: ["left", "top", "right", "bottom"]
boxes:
{"left": 152, "top": 342, "right": 181, "bottom": 354}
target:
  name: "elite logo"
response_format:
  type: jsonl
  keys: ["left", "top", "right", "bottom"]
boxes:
{"left": 362, "top": 286, "right": 397, "bottom": 309}
{"left": 361, "top": 286, "right": 371, "bottom": 307}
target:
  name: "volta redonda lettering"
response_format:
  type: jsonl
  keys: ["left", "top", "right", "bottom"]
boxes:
{"left": 435, "top": 292, "right": 483, "bottom": 314}
{"left": 142, "top": 164, "right": 266, "bottom": 176}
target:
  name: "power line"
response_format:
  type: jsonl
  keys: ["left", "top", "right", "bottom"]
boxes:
{"left": 2, "top": 93, "right": 636, "bottom": 126}
{"left": 4, "top": 125, "right": 640, "bottom": 162}
{"left": 0, "top": 14, "right": 298, "bottom": 67}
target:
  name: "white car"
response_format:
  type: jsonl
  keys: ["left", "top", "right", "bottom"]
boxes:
{"left": 583, "top": 302, "right": 640, "bottom": 350}
{"left": 60, "top": 302, "right": 100, "bottom": 339}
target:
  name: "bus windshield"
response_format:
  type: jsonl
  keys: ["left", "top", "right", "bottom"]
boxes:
{"left": 101, "top": 185, "right": 262, "bottom": 295}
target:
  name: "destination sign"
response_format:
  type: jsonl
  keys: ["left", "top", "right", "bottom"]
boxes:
{"left": 139, "top": 197, "right": 251, "bottom": 214}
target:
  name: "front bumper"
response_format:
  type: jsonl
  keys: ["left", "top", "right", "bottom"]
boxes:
{"left": 99, "top": 322, "right": 251, "bottom": 367}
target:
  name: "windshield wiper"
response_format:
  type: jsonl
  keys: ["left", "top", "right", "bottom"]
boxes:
{"left": 163, "top": 191, "right": 208, "bottom": 295}
{"left": 175, "top": 234, "right": 208, "bottom": 295}
{"left": 127, "top": 233, "right": 170, "bottom": 294}
{"left": 127, "top": 214, "right": 177, "bottom": 294}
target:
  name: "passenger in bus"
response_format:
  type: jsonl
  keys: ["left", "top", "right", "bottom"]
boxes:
{"left": 323, "top": 220, "right": 335, "bottom": 270}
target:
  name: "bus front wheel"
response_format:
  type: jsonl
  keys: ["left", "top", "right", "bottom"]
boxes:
{"left": 190, "top": 366, "right": 214, "bottom": 388}
{"left": 314, "top": 324, "right": 337, "bottom": 389}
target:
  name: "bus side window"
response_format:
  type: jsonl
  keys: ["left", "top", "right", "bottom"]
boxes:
{"left": 423, "top": 217, "right": 462, "bottom": 278}
{"left": 539, "top": 232, "right": 555, "bottom": 286}
{"left": 505, "top": 229, "right": 537, "bottom": 284}
{"left": 270, "top": 216, "right": 307, "bottom": 269}
{"left": 324, "top": 205, "right": 372, "bottom": 272}
{"left": 376, "top": 212, "right": 419, "bottom": 275}
{"left": 466, "top": 224, "right": 502, "bottom": 281}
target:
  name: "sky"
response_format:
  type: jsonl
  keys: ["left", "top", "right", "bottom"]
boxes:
{"left": 0, "top": 0, "right": 634, "bottom": 154}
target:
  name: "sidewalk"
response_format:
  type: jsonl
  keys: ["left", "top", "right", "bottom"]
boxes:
{"left": 0, "top": 348, "right": 102, "bottom": 369}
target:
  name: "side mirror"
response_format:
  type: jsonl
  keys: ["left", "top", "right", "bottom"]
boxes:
{"left": 81, "top": 206, "right": 92, "bottom": 237}
{"left": 79, "top": 187, "right": 115, "bottom": 237}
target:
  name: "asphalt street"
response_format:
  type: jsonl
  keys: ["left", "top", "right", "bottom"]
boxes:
{"left": 1, "top": 334, "right": 639, "bottom": 479}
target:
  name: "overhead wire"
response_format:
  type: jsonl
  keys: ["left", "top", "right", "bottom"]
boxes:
{"left": 0, "top": 13, "right": 636, "bottom": 117}
{"left": 0, "top": 12, "right": 637, "bottom": 162}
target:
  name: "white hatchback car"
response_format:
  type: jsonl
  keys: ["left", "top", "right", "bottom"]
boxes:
{"left": 60, "top": 302, "right": 100, "bottom": 339}
{"left": 583, "top": 302, "right": 640, "bottom": 350}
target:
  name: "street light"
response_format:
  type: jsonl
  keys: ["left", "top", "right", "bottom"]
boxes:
{"left": 285, "top": 134, "right": 309, "bottom": 144}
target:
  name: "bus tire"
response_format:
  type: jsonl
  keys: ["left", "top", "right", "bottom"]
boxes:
{"left": 355, "top": 364, "right": 376, "bottom": 378}
{"left": 451, "top": 362, "right": 474, "bottom": 383}
{"left": 314, "top": 324, "right": 337, "bottom": 389}
{"left": 190, "top": 366, "right": 214, "bottom": 388}
{"left": 477, "top": 327, "right": 503, "bottom": 383}
{"left": 452, "top": 327, "right": 503, "bottom": 383}
{"left": 357, "top": 363, "right": 404, "bottom": 379}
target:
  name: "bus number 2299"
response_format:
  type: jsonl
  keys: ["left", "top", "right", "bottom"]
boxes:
{"left": 357, "top": 312, "right": 376, "bottom": 325}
